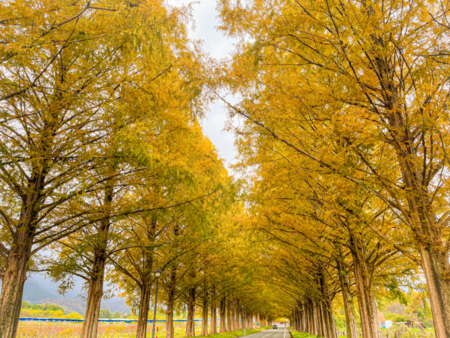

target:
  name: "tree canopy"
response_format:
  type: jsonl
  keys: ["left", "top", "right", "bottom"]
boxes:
{"left": 1, "top": 1, "right": 450, "bottom": 338}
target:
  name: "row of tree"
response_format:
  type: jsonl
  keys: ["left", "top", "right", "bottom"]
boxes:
{"left": 0, "top": 1, "right": 283, "bottom": 338}
{"left": 0, "top": 0, "right": 229, "bottom": 337}
{"left": 3, "top": 1, "right": 450, "bottom": 338}
{"left": 218, "top": 0, "right": 450, "bottom": 337}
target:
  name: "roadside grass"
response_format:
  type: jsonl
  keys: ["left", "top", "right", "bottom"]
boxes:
{"left": 289, "top": 328, "right": 323, "bottom": 338}
{"left": 198, "top": 328, "right": 263, "bottom": 338}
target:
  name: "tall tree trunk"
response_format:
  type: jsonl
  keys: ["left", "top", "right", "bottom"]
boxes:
{"left": 350, "top": 243, "right": 381, "bottom": 338}
{"left": 201, "top": 288, "right": 209, "bottom": 336}
{"left": 81, "top": 259, "right": 106, "bottom": 338}
{"left": 299, "top": 305, "right": 304, "bottom": 331}
{"left": 318, "top": 267, "right": 337, "bottom": 338}
{"left": 166, "top": 292, "right": 175, "bottom": 338}
{"left": 220, "top": 296, "right": 226, "bottom": 332}
{"left": 227, "top": 298, "right": 232, "bottom": 332}
{"left": 0, "top": 188, "right": 44, "bottom": 338}
{"left": 0, "top": 243, "right": 31, "bottom": 338}
{"left": 324, "top": 300, "right": 338, "bottom": 338}
{"left": 231, "top": 299, "right": 237, "bottom": 331}
{"left": 293, "top": 308, "right": 297, "bottom": 331}
{"left": 136, "top": 281, "right": 153, "bottom": 338}
{"left": 210, "top": 285, "right": 217, "bottom": 334}
{"left": 417, "top": 233, "right": 450, "bottom": 337}
{"left": 303, "top": 304, "right": 308, "bottom": 333}
{"left": 81, "top": 184, "right": 114, "bottom": 338}
{"left": 136, "top": 216, "right": 157, "bottom": 338}
{"left": 392, "top": 141, "right": 450, "bottom": 337}
{"left": 317, "top": 302, "right": 325, "bottom": 338}
{"left": 166, "top": 266, "right": 177, "bottom": 338}
{"left": 311, "top": 300, "right": 318, "bottom": 336}
{"left": 373, "top": 37, "right": 450, "bottom": 337}
{"left": 337, "top": 254, "right": 358, "bottom": 338}
{"left": 0, "top": 108, "right": 56, "bottom": 337}
{"left": 186, "top": 286, "right": 196, "bottom": 337}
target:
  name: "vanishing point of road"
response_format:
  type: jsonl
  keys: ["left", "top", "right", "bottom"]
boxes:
{"left": 246, "top": 328, "right": 289, "bottom": 338}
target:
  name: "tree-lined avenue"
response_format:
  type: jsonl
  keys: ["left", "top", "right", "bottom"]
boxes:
{"left": 0, "top": 0, "right": 448, "bottom": 338}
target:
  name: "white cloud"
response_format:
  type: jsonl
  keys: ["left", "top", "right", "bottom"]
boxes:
{"left": 166, "top": 0, "right": 239, "bottom": 170}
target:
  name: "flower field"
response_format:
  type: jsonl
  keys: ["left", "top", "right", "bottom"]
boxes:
{"left": 16, "top": 322, "right": 202, "bottom": 338}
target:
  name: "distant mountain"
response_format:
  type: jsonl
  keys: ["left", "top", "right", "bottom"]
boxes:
{"left": 101, "top": 298, "right": 130, "bottom": 314}
{"left": 26, "top": 273, "right": 83, "bottom": 299}
{"left": 23, "top": 280, "right": 60, "bottom": 303}
{"left": 35, "top": 297, "right": 85, "bottom": 314}
{"left": 1, "top": 273, "right": 131, "bottom": 315}
{"left": 33, "top": 296, "right": 130, "bottom": 315}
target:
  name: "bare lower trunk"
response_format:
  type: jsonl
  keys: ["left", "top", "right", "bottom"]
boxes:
{"left": 231, "top": 299, "right": 237, "bottom": 331}
{"left": 201, "top": 290, "right": 209, "bottom": 336}
{"left": 323, "top": 299, "right": 337, "bottom": 338}
{"left": 317, "top": 302, "right": 325, "bottom": 337}
{"left": 220, "top": 296, "right": 226, "bottom": 332}
{"left": 166, "top": 268, "right": 176, "bottom": 338}
{"left": 0, "top": 198, "right": 42, "bottom": 338}
{"left": 0, "top": 245, "right": 30, "bottom": 338}
{"left": 136, "top": 215, "right": 157, "bottom": 338}
{"left": 166, "top": 297, "right": 174, "bottom": 338}
{"left": 227, "top": 299, "right": 232, "bottom": 332}
{"left": 306, "top": 302, "right": 311, "bottom": 333}
{"left": 337, "top": 257, "right": 358, "bottom": 338}
{"left": 81, "top": 268, "right": 105, "bottom": 338}
{"left": 352, "top": 249, "right": 381, "bottom": 338}
{"left": 186, "top": 287, "right": 196, "bottom": 337}
{"left": 311, "top": 300, "right": 318, "bottom": 335}
{"left": 292, "top": 308, "right": 297, "bottom": 331}
{"left": 239, "top": 304, "right": 245, "bottom": 330}
{"left": 81, "top": 192, "right": 112, "bottom": 338}
{"left": 298, "top": 306, "right": 304, "bottom": 331}
{"left": 210, "top": 285, "right": 217, "bottom": 334}
{"left": 318, "top": 267, "right": 337, "bottom": 338}
{"left": 136, "top": 282, "right": 152, "bottom": 338}
{"left": 419, "top": 237, "right": 450, "bottom": 337}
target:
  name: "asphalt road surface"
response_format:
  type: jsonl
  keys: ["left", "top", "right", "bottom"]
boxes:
{"left": 245, "top": 328, "right": 289, "bottom": 338}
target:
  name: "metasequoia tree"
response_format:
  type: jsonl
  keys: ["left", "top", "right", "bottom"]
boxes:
{"left": 0, "top": 0, "right": 208, "bottom": 336}
{"left": 45, "top": 46, "right": 207, "bottom": 336}
{"left": 108, "top": 125, "right": 230, "bottom": 338}
{"left": 0, "top": 0, "right": 181, "bottom": 335}
{"left": 220, "top": 0, "right": 450, "bottom": 335}
{"left": 224, "top": 101, "right": 418, "bottom": 337}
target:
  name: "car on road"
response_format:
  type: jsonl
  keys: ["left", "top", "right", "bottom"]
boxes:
{"left": 273, "top": 325, "right": 278, "bottom": 329}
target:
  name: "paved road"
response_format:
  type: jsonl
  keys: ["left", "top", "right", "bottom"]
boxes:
{"left": 245, "top": 328, "right": 289, "bottom": 338}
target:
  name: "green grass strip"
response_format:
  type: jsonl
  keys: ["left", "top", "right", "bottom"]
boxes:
{"left": 196, "top": 328, "right": 263, "bottom": 338}
{"left": 289, "top": 328, "right": 324, "bottom": 338}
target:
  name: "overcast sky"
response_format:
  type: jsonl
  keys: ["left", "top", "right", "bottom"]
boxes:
{"left": 167, "top": 0, "right": 239, "bottom": 171}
